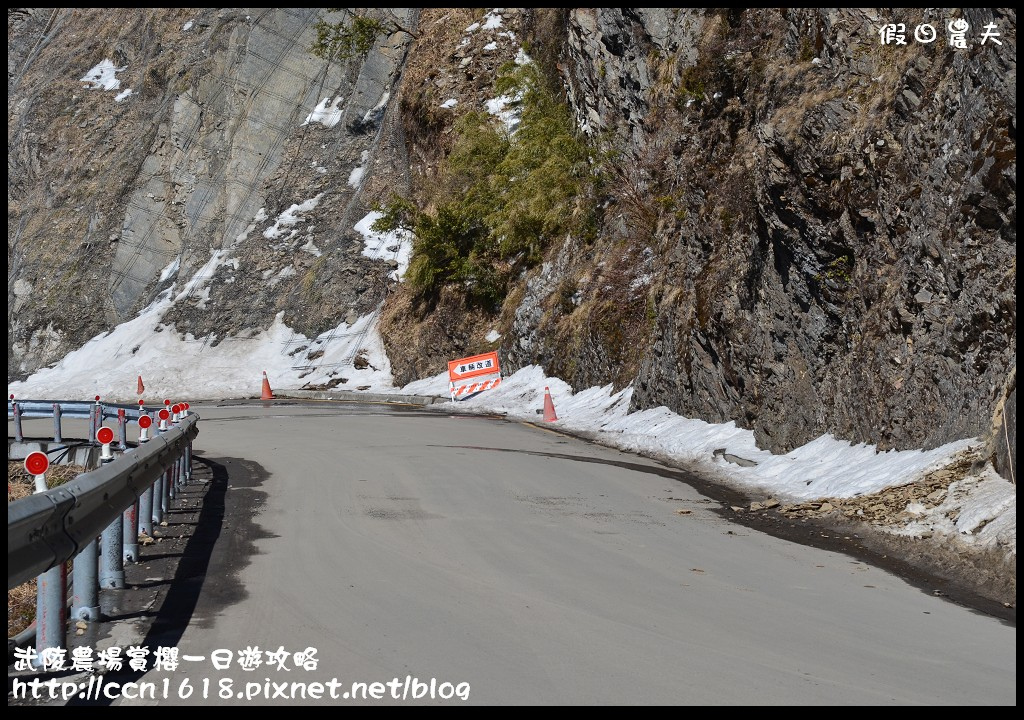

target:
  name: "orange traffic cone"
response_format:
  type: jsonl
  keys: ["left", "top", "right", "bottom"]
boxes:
{"left": 261, "top": 371, "right": 275, "bottom": 400}
{"left": 543, "top": 386, "right": 558, "bottom": 422}
{"left": 137, "top": 375, "right": 145, "bottom": 394}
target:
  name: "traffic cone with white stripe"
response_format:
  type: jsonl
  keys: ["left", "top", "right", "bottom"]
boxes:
{"left": 261, "top": 371, "right": 275, "bottom": 400}
{"left": 543, "top": 386, "right": 558, "bottom": 422}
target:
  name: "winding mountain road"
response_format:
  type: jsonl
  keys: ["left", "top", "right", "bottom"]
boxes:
{"left": 10, "top": 400, "right": 1016, "bottom": 705}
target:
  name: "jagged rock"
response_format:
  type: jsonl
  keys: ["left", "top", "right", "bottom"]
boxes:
{"left": 555, "top": 8, "right": 1014, "bottom": 460}
{"left": 713, "top": 448, "right": 759, "bottom": 467}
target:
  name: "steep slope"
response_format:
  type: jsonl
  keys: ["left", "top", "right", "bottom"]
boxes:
{"left": 382, "top": 8, "right": 1015, "bottom": 472}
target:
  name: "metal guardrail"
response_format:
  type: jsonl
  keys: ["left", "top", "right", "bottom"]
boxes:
{"left": 13, "top": 400, "right": 105, "bottom": 418}
{"left": 9, "top": 398, "right": 154, "bottom": 447}
{"left": 7, "top": 398, "right": 199, "bottom": 667}
{"left": 8, "top": 414, "right": 199, "bottom": 588}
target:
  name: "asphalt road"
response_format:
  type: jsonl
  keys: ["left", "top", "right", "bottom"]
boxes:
{"left": 9, "top": 401, "right": 1017, "bottom": 705}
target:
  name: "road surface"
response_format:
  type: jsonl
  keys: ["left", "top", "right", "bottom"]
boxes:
{"left": 9, "top": 401, "right": 1017, "bottom": 705}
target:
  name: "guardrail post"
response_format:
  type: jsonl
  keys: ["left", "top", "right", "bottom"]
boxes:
{"left": 168, "top": 460, "right": 177, "bottom": 500}
{"left": 185, "top": 441, "right": 193, "bottom": 482}
{"left": 139, "top": 409, "right": 154, "bottom": 534}
{"left": 178, "top": 452, "right": 187, "bottom": 487}
{"left": 35, "top": 562, "right": 67, "bottom": 668}
{"left": 139, "top": 482, "right": 154, "bottom": 538}
{"left": 153, "top": 419, "right": 167, "bottom": 525}
{"left": 162, "top": 465, "right": 171, "bottom": 514}
{"left": 100, "top": 515, "right": 125, "bottom": 589}
{"left": 13, "top": 400, "right": 23, "bottom": 442}
{"left": 117, "top": 408, "right": 128, "bottom": 451}
{"left": 90, "top": 403, "right": 101, "bottom": 443}
{"left": 26, "top": 461, "right": 66, "bottom": 666}
{"left": 72, "top": 538, "right": 101, "bottom": 621}
{"left": 52, "top": 402, "right": 63, "bottom": 443}
{"left": 123, "top": 500, "right": 139, "bottom": 563}
{"left": 152, "top": 472, "right": 165, "bottom": 526}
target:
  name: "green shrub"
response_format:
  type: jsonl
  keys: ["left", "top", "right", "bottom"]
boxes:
{"left": 375, "top": 58, "right": 599, "bottom": 310}
{"left": 488, "top": 63, "right": 596, "bottom": 259}
{"left": 310, "top": 14, "right": 389, "bottom": 63}
{"left": 824, "top": 255, "right": 853, "bottom": 283}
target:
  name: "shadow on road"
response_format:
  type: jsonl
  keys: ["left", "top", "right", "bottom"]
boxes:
{"left": 8, "top": 453, "right": 273, "bottom": 706}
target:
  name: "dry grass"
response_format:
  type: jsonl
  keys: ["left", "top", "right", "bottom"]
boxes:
{"left": 379, "top": 283, "right": 495, "bottom": 386}
{"left": 9, "top": 460, "right": 85, "bottom": 493}
{"left": 8, "top": 460, "right": 85, "bottom": 636}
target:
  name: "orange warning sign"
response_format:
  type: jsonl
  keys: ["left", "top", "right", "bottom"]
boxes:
{"left": 448, "top": 351, "right": 500, "bottom": 382}
{"left": 451, "top": 376, "right": 502, "bottom": 399}
{"left": 448, "top": 351, "right": 501, "bottom": 401}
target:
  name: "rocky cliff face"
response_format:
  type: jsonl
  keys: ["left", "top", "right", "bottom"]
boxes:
{"left": 548, "top": 8, "right": 1015, "bottom": 457}
{"left": 9, "top": 7, "right": 417, "bottom": 384}
{"left": 7, "top": 9, "right": 1016, "bottom": 472}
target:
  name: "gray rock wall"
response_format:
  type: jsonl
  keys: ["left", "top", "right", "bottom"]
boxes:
{"left": 8, "top": 8, "right": 417, "bottom": 379}
{"left": 548, "top": 8, "right": 1015, "bottom": 453}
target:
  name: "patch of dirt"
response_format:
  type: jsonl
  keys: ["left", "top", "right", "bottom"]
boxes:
{"left": 749, "top": 451, "right": 979, "bottom": 526}
{"left": 300, "top": 377, "right": 348, "bottom": 391}
{"left": 379, "top": 284, "right": 495, "bottom": 385}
